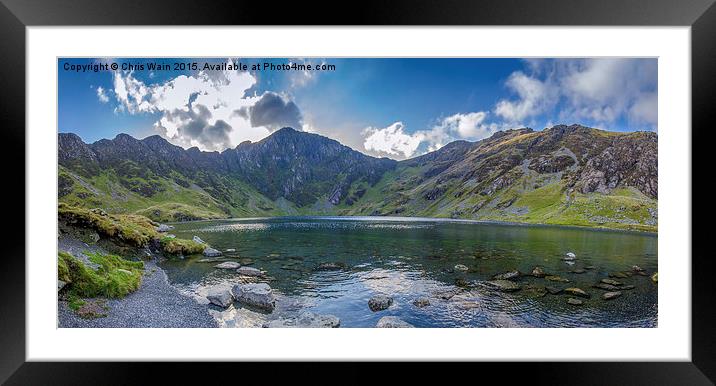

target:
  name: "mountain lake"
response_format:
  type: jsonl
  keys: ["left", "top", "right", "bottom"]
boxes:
{"left": 159, "top": 216, "right": 657, "bottom": 328}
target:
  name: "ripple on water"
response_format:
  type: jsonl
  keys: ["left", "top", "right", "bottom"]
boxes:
{"left": 161, "top": 217, "right": 658, "bottom": 328}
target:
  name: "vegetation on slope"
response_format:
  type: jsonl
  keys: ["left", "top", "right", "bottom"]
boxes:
{"left": 58, "top": 251, "right": 143, "bottom": 299}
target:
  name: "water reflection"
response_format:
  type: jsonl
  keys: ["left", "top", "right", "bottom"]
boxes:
{"left": 160, "top": 217, "right": 657, "bottom": 328}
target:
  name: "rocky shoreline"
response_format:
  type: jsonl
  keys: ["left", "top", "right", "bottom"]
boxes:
{"left": 58, "top": 235, "right": 217, "bottom": 328}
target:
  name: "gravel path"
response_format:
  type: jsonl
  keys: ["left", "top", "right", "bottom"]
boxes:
{"left": 58, "top": 260, "right": 218, "bottom": 328}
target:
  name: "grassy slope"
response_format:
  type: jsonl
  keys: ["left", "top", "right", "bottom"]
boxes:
{"left": 59, "top": 160, "right": 657, "bottom": 232}
{"left": 59, "top": 166, "right": 298, "bottom": 222}
{"left": 340, "top": 164, "right": 657, "bottom": 232}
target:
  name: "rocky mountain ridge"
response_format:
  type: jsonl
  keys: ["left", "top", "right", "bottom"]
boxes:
{"left": 58, "top": 124, "right": 657, "bottom": 231}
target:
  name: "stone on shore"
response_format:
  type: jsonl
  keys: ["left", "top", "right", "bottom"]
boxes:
{"left": 231, "top": 283, "right": 275, "bottom": 311}
{"left": 602, "top": 291, "right": 622, "bottom": 300}
{"left": 368, "top": 295, "right": 393, "bottom": 311}
{"left": 214, "top": 261, "right": 240, "bottom": 269}
{"left": 193, "top": 236, "right": 206, "bottom": 244}
{"left": 454, "top": 264, "right": 469, "bottom": 272}
{"left": 263, "top": 311, "right": 340, "bottom": 328}
{"left": 376, "top": 316, "right": 414, "bottom": 328}
{"left": 413, "top": 297, "right": 431, "bottom": 308}
{"left": 207, "top": 288, "right": 233, "bottom": 308}
{"left": 486, "top": 279, "right": 521, "bottom": 292}
{"left": 236, "top": 266, "right": 263, "bottom": 277}
{"left": 567, "top": 298, "right": 583, "bottom": 306}
{"left": 156, "top": 224, "right": 174, "bottom": 232}
{"left": 58, "top": 280, "right": 67, "bottom": 291}
{"left": 564, "top": 287, "right": 590, "bottom": 298}
{"left": 203, "top": 247, "right": 222, "bottom": 257}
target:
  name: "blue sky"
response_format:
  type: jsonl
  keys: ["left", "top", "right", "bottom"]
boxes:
{"left": 58, "top": 58, "right": 657, "bottom": 159}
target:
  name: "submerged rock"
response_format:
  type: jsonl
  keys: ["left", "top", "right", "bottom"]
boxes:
{"left": 207, "top": 288, "right": 233, "bottom": 308}
{"left": 376, "top": 316, "right": 414, "bottom": 328}
{"left": 546, "top": 286, "right": 563, "bottom": 295}
{"left": 492, "top": 270, "right": 520, "bottom": 280}
{"left": 264, "top": 312, "right": 340, "bottom": 328}
{"left": 593, "top": 283, "right": 620, "bottom": 291}
{"left": 316, "top": 262, "right": 346, "bottom": 271}
{"left": 632, "top": 265, "right": 645, "bottom": 272}
{"left": 564, "top": 287, "right": 590, "bottom": 298}
{"left": 197, "top": 258, "right": 223, "bottom": 263}
{"left": 193, "top": 236, "right": 206, "bottom": 244}
{"left": 567, "top": 298, "right": 583, "bottom": 306}
{"left": 454, "top": 264, "right": 469, "bottom": 272}
{"left": 601, "top": 279, "right": 622, "bottom": 286}
{"left": 602, "top": 291, "right": 622, "bottom": 300}
{"left": 203, "top": 247, "right": 222, "bottom": 257}
{"left": 571, "top": 268, "right": 586, "bottom": 274}
{"left": 486, "top": 279, "right": 521, "bottom": 292}
{"left": 433, "top": 288, "right": 461, "bottom": 300}
{"left": 531, "top": 266, "right": 546, "bottom": 278}
{"left": 214, "top": 261, "right": 240, "bottom": 269}
{"left": 236, "top": 266, "right": 263, "bottom": 277}
{"left": 368, "top": 295, "right": 394, "bottom": 311}
{"left": 545, "top": 275, "right": 570, "bottom": 283}
{"left": 413, "top": 297, "right": 431, "bottom": 308}
{"left": 609, "top": 271, "right": 631, "bottom": 279}
{"left": 231, "top": 283, "right": 275, "bottom": 311}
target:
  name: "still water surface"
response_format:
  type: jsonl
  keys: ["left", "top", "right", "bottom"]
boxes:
{"left": 160, "top": 217, "right": 657, "bottom": 328}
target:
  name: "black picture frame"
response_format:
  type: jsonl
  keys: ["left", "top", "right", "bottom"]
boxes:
{"left": 2, "top": 0, "right": 714, "bottom": 384}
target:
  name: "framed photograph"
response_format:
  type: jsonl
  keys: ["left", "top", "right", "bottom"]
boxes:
{"left": 3, "top": 0, "right": 715, "bottom": 383}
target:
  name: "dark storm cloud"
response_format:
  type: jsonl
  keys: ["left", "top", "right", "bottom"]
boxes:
{"left": 161, "top": 104, "right": 232, "bottom": 151}
{"left": 239, "top": 91, "right": 303, "bottom": 131}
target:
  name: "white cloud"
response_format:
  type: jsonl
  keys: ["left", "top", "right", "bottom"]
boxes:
{"left": 362, "top": 111, "right": 503, "bottom": 159}
{"left": 495, "top": 58, "right": 658, "bottom": 130}
{"left": 109, "top": 59, "right": 292, "bottom": 151}
{"left": 363, "top": 122, "right": 423, "bottom": 158}
{"left": 96, "top": 86, "right": 109, "bottom": 103}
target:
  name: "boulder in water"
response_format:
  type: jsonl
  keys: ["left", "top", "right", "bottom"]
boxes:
{"left": 231, "top": 283, "right": 275, "bottom": 311}
{"left": 413, "top": 297, "right": 431, "bottom": 308}
{"left": 531, "top": 266, "right": 546, "bottom": 278}
{"left": 564, "top": 287, "right": 590, "bottom": 298}
{"left": 602, "top": 291, "right": 622, "bottom": 300}
{"left": 214, "top": 261, "right": 240, "bottom": 269}
{"left": 376, "top": 316, "right": 414, "bottom": 328}
{"left": 567, "top": 298, "right": 583, "bottom": 305}
{"left": 236, "top": 266, "right": 263, "bottom": 277}
{"left": 193, "top": 236, "right": 206, "bottom": 244}
{"left": 486, "top": 279, "right": 521, "bottom": 292}
{"left": 368, "top": 295, "right": 393, "bottom": 311}
{"left": 207, "top": 288, "right": 233, "bottom": 308}
{"left": 492, "top": 270, "right": 520, "bottom": 280}
{"left": 203, "top": 247, "right": 222, "bottom": 257}
{"left": 263, "top": 311, "right": 340, "bottom": 328}
{"left": 454, "top": 264, "right": 469, "bottom": 272}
